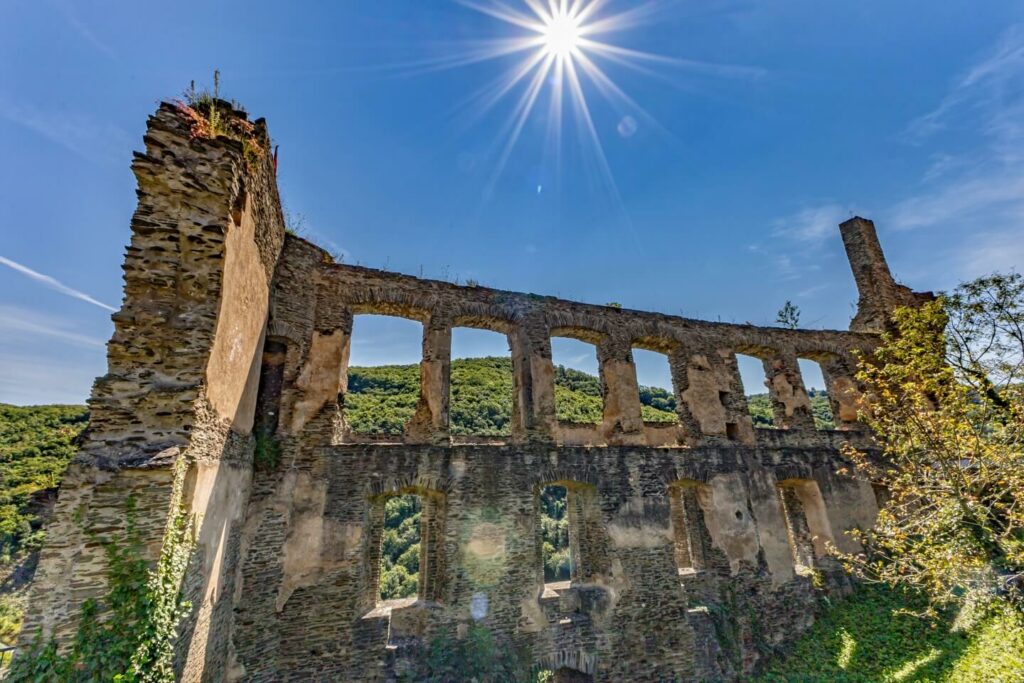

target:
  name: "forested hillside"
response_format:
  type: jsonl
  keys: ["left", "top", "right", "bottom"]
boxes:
{"left": 347, "top": 356, "right": 835, "bottom": 434}
{"left": 0, "top": 404, "right": 88, "bottom": 644}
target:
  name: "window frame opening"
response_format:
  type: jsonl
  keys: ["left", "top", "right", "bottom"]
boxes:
{"left": 550, "top": 336, "right": 603, "bottom": 427}
{"left": 668, "top": 480, "right": 711, "bottom": 575}
{"left": 776, "top": 478, "right": 833, "bottom": 573}
{"left": 367, "top": 486, "right": 446, "bottom": 610}
{"left": 449, "top": 325, "right": 515, "bottom": 440}
{"left": 796, "top": 358, "right": 836, "bottom": 431}
{"left": 539, "top": 484, "right": 572, "bottom": 585}
{"left": 631, "top": 347, "right": 679, "bottom": 426}
{"left": 344, "top": 313, "right": 425, "bottom": 439}
{"left": 735, "top": 352, "right": 777, "bottom": 429}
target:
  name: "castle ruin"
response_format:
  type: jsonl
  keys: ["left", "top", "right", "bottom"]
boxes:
{"left": 21, "top": 102, "right": 928, "bottom": 681}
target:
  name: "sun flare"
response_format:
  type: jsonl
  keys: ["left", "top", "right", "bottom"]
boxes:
{"left": 541, "top": 10, "right": 582, "bottom": 58}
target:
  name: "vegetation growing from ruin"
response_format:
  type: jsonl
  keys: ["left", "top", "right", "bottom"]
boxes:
{"left": 8, "top": 466, "right": 196, "bottom": 683}
{"left": 176, "top": 71, "right": 265, "bottom": 169}
{"left": 838, "top": 273, "right": 1024, "bottom": 615}
{"left": 755, "top": 583, "right": 1024, "bottom": 682}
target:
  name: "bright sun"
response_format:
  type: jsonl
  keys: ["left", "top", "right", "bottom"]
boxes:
{"left": 542, "top": 11, "right": 582, "bottom": 58}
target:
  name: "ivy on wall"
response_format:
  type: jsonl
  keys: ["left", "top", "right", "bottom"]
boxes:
{"left": 7, "top": 460, "right": 197, "bottom": 683}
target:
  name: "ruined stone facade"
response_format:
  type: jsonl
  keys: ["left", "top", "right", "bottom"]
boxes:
{"left": 21, "top": 103, "right": 926, "bottom": 681}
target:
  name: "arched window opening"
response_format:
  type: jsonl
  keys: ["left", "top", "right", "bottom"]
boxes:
{"left": 632, "top": 348, "right": 677, "bottom": 424}
{"left": 346, "top": 314, "right": 424, "bottom": 436}
{"left": 369, "top": 487, "right": 446, "bottom": 607}
{"left": 797, "top": 358, "right": 835, "bottom": 430}
{"left": 450, "top": 327, "right": 513, "bottom": 438}
{"left": 736, "top": 353, "right": 776, "bottom": 428}
{"left": 550, "top": 337, "right": 602, "bottom": 425}
{"left": 540, "top": 485, "right": 571, "bottom": 583}
{"left": 668, "top": 481, "right": 710, "bottom": 574}
{"left": 378, "top": 493, "right": 422, "bottom": 602}
{"left": 776, "top": 479, "right": 833, "bottom": 572}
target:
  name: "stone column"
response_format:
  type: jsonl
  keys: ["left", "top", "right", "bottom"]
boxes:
{"left": 418, "top": 494, "right": 447, "bottom": 602}
{"left": 363, "top": 499, "right": 386, "bottom": 610}
{"left": 674, "top": 348, "right": 755, "bottom": 444}
{"left": 840, "top": 216, "right": 930, "bottom": 333}
{"left": 287, "top": 280, "right": 352, "bottom": 441}
{"left": 406, "top": 313, "right": 451, "bottom": 444}
{"left": 510, "top": 318, "right": 557, "bottom": 443}
{"left": 761, "top": 351, "right": 815, "bottom": 430}
{"left": 817, "top": 354, "right": 863, "bottom": 429}
{"left": 777, "top": 486, "right": 815, "bottom": 570}
{"left": 598, "top": 336, "right": 645, "bottom": 445}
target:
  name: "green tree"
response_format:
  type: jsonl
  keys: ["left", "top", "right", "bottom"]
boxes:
{"left": 776, "top": 300, "right": 801, "bottom": 329}
{"left": 837, "top": 273, "right": 1024, "bottom": 614}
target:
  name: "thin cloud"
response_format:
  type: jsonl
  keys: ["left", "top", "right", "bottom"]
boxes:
{"left": 51, "top": 0, "right": 116, "bottom": 59}
{"left": 0, "top": 305, "right": 105, "bottom": 348}
{"left": 0, "top": 97, "right": 131, "bottom": 163}
{"left": 0, "top": 255, "right": 117, "bottom": 312}
{"left": 772, "top": 203, "right": 852, "bottom": 244}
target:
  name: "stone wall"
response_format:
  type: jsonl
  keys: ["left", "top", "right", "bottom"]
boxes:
{"left": 21, "top": 100, "right": 925, "bottom": 682}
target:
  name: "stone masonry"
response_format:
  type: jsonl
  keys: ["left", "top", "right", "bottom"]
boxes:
{"left": 20, "top": 102, "right": 928, "bottom": 681}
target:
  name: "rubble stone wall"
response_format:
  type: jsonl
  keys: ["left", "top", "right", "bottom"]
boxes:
{"left": 22, "top": 101, "right": 922, "bottom": 682}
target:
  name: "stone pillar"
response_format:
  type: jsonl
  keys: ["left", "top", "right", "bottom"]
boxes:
{"left": 777, "top": 486, "right": 815, "bottom": 570}
{"left": 406, "top": 314, "right": 452, "bottom": 444}
{"left": 598, "top": 336, "right": 645, "bottom": 445}
{"left": 817, "top": 354, "right": 863, "bottom": 429}
{"left": 674, "top": 348, "right": 755, "bottom": 444}
{"left": 840, "top": 217, "right": 930, "bottom": 333}
{"left": 418, "top": 494, "right": 447, "bottom": 602}
{"left": 510, "top": 318, "right": 557, "bottom": 442}
{"left": 363, "top": 499, "right": 386, "bottom": 610}
{"left": 566, "top": 486, "right": 607, "bottom": 583}
{"left": 761, "top": 351, "right": 815, "bottom": 430}
{"left": 288, "top": 281, "right": 351, "bottom": 441}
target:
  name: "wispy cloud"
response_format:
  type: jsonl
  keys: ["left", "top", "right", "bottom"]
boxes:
{"left": 771, "top": 26, "right": 1024, "bottom": 286}
{"left": 888, "top": 24, "right": 1024, "bottom": 279}
{"left": 772, "top": 203, "right": 853, "bottom": 244}
{"left": 51, "top": 0, "right": 116, "bottom": 59}
{"left": 0, "top": 97, "right": 131, "bottom": 163}
{"left": 0, "top": 305, "right": 105, "bottom": 348}
{"left": 0, "top": 255, "right": 117, "bottom": 312}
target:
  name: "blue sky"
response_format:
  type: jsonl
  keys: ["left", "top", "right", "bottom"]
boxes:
{"left": 2, "top": 1, "right": 1023, "bottom": 405}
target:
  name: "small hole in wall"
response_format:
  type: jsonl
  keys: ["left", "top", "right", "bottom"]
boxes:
{"left": 735, "top": 510, "right": 743, "bottom": 520}
{"left": 725, "top": 422, "right": 739, "bottom": 440}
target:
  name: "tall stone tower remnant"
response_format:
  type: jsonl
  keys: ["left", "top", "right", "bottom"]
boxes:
{"left": 20, "top": 102, "right": 929, "bottom": 682}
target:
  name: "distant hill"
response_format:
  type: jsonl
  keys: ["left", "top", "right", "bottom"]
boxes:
{"left": 347, "top": 356, "right": 834, "bottom": 434}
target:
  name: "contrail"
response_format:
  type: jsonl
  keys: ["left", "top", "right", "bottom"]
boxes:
{"left": 0, "top": 255, "right": 117, "bottom": 312}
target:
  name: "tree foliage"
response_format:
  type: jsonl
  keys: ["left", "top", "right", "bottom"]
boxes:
{"left": 0, "top": 404, "right": 87, "bottom": 563}
{"left": 838, "top": 272, "right": 1024, "bottom": 614}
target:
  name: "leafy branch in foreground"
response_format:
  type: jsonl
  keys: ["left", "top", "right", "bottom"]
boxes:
{"left": 8, "top": 459, "right": 197, "bottom": 682}
{"left": 836, "top": 273, "right": 1024, "bottom": 615}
